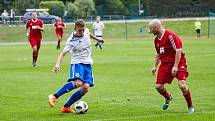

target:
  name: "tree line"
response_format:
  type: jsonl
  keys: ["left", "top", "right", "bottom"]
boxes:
{"left": 0, "top": 0, "right": 214, "bottom": 18}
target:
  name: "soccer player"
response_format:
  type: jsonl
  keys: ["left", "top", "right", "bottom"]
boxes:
{"left": 48, "top": 19, "right": 104, "bottom": 113}
{"left": 194, "top": 18, "right": 201, "bottom": 38}
{"left": 148, "top": 19, "right": 194, "bottom": 114}
{"left": 54, "top": 17, "right": 66, "bottom": 49}
{"left": 26, "top": 11, "right": 44, "bottom": 67}
{"left": 92, "top": 16, "right": 104, "bottom": 49}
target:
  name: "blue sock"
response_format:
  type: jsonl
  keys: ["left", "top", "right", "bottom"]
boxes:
{"left": 64, "top": 90, "right": 84, "bottom": 107}
{"left": 54, "top": 82, "right": 75, "bottom": 98}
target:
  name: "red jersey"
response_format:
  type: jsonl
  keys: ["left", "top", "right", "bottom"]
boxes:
{"left": 26, "top": 19, "right": 43, "bottom": 39}
{"left": 154, "top": 29, "right": 186, "bottom": 63}
{"left": 54, "top": 22, "right": 65, "bottom": 33}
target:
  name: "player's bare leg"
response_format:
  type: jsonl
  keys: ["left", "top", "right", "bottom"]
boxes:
{"left": 32, "top": 46, "right": 38, "bottom": 67}
{"left": 156, "top": 84, "right": 172, "bottom": 110}
{"left": 57, "top": 36, "right": 62, "bottom": 50}
{"left": 178, "top": 80, "right": 194, "bottom": 114}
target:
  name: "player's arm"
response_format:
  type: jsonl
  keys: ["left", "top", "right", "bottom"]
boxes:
{"left": 37, "top": 20, "right": 44, "bottom": 31}
{"left": 26, "top": 21, "right": 30, "bottom": 37}
{"left": 92, "top": 23, "right": 97, "bottom": 30}
{"left": 172, "top": 50, "right": 181, "bottom": 76}
{"left": 53, "top": 50, "right": 69, "bottom": 74}
{"left": 37, "top": 25, "right": 44, "bottom": 31}
{"left": 102, "top": 23, "right": 105, "bottom": 30}
{"left": 53, "top": 23, "right": 57, "bottom": 29}
{"left": 151, "top": 54, "right": 160, "bottom": 75}
{"left": 90, "top": 33, "right": 104, "bottom": 43}
{"left": 170, "top": 34, "right": 182, "bottom": 76}
{"left": 62, "top": 23, "right": 66, "bottom": 29}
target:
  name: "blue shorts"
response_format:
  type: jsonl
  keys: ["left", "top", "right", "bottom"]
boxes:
{"left": 68, "top": 64, "right": 94, "bottom": 87}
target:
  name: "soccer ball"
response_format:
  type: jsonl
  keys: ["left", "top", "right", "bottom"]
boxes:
{"left": 74, "top": 101, "right": 88, "bottom": 114}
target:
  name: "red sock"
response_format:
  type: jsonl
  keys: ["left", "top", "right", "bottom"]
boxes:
{"left": 183, "top": 89, "right": 193, "bottom": 108}
{"left": 158, "top": 88, "right": 171, "bottom": 100}
{"left": 57, "top": 40, "right": 60, "bottom": 47}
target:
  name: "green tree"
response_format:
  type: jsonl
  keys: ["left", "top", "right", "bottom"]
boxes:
{"left": 94, "top": 0, "right": 128, "bottom": 15}
{"left": 67, "top": 0, "right": 95, "bottom": 19}
{"left": 13, "top": 0, "right": 41, "bottom": 15}
{"left": 39, "top": 1, "right": 65, "bottom": 17}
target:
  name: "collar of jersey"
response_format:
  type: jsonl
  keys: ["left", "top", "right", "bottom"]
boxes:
{"left": 31, "top": 19, "right": 38, "bottom": 22}
{"left": 158, "top": 29, "right": 165, "bottom": 41}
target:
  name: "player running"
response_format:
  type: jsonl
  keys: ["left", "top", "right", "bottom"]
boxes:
{"left": 92, "top": 16, "right": 104, "bottom": 49}
{"left": 149, "top": 19, "right": 194, "bottom": 114}
{"left": 54, "top": 17, "right": 66, "bottom": 49}
{"left": 48, "top": 19, "right": 104, "bottom": 113}
{"left": 26, "top": 11, "right": 44, "bottom": 67}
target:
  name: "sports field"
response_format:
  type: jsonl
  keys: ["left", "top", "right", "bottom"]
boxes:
{"left": 0, "top": 35, "right": 215, "bottom": 120}
{"left": 0, "top": 19, "right": 209, "bottom": 42}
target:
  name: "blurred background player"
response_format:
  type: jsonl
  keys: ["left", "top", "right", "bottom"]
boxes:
{"left": 48, "top": 19, "right": 104, "bottom": 113}
{"left": 54, "top": 17, "right": 66, "bottom": 50}
{"left": 194, "top": 18, "right": 201, "bottom": 38}
{"left": 149, "top": 19, "right": 194, "bottom": 114}
{"left": 92, "top": 16, "right": 104, "bottom": 49}
{"left": 26, "top": 11, "right": 44, "bottom": 67}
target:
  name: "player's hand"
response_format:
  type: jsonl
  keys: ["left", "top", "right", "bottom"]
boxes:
{"left": 172, "top": 66, "right": 178, "bottom": 77}
{"left": 98, "top": 38, "right": 104, "bottom": 43}
{"left": 151, "top": 66, "right": 157, "bottom": 76}
{"left": 52, "top": 66, "right": 60, "bottom": 74}
{"left": 26, "top": 32, "right": 29, "bottom": 37}
{"left": 37, "top": 26, "right": 44, "bottom": 31}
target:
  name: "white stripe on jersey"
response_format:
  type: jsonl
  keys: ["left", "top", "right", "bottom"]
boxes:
{"left": 72, "top": 64, "right": 75, "bottom": 78}
{"left": 168, "top": 35, "right": 177, "bottom": 50}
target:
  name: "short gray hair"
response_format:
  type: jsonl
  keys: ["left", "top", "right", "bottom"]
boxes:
{"left": 148, "top": 19, "right": 161, "bottom": 27}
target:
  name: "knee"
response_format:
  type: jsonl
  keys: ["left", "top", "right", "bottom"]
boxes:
{"left": 33, "top": 46, "right": 37, "bottom": 52}
{"left": 75, "top": 80, "right": 83, "bottom": 88}
{"left": 178, "top": 82, "right": 188, "bottom": 92}
{"left": 81, "top": 84, "right": 90, "bottom": 94}
{"left": 155, "top": 84, "right": 164, "bottom": 91}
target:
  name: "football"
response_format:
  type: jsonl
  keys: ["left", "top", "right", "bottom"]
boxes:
{"left": 74, "top": 101, "right": 88, "bottom": 114}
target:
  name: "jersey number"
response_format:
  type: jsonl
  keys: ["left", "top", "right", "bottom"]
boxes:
{"left": 160, "top": 47, "right": 164, "bottom": 54}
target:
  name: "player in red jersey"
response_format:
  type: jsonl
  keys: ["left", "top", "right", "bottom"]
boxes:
{"left": 54, "top": 17, "right": 65, "bottom": 50}
{"left": 149, "top": 19, "right": 194, "bottom": 114}
{"left": 26, "top": 11, "right": 44, "bottom": 67}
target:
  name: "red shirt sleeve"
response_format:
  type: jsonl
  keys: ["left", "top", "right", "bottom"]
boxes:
{"left": 168, "top": 33, "right": 182, "bottom": 51}
{"left": 40, "top": 20, "right": 43, "bottom": 28}
{"left": 26, "top": 20, "right": 30, "bottom": 29}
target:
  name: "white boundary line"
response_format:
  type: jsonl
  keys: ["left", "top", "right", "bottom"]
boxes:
{"left": 91, "top": 110, "right": 215, "bottom": 121}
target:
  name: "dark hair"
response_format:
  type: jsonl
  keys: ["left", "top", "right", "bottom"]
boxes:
{"left": 74, "top": 19, "right": 85, "bottom": 30}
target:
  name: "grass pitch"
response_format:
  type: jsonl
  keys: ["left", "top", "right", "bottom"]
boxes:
{"left": 0, "top": 19, "right": 209, "bottom": 42}
{"left": 0, "top": 37, "right": 215, "bottom": 121}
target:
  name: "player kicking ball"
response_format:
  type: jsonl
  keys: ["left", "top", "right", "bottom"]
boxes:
{"left": 48, "top": 19, "right": 104, "bottom": 113}
{"left": 148, "top": 19, "right": 194, "bottom": 114}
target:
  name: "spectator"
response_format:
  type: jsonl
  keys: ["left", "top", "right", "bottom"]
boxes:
{"left": 1, "top": 10, "right": 9, "bottom": 24}
{"left": 10, "top": 9, "right": 15, "bottom": 25}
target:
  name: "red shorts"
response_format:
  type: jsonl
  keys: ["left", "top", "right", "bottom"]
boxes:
{"left": 56, "top": 32, "right": 63, "bottom": 39}
{"left": 29, "top": 37, "right": 41, "bottom": 49}
{"left": 156, "top": 61, "right": 188, "bottom": 84}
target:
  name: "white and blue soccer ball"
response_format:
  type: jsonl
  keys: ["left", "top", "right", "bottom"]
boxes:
{"left": 74, "top": 101, "right": 88, "bottom": 114}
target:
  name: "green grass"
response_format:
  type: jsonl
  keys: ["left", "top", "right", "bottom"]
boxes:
{"left": 0, "top": 20, "right": 208, "bottom": 42}
{"left": 0, "top": 37, "right": 215, "bottom": 121}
